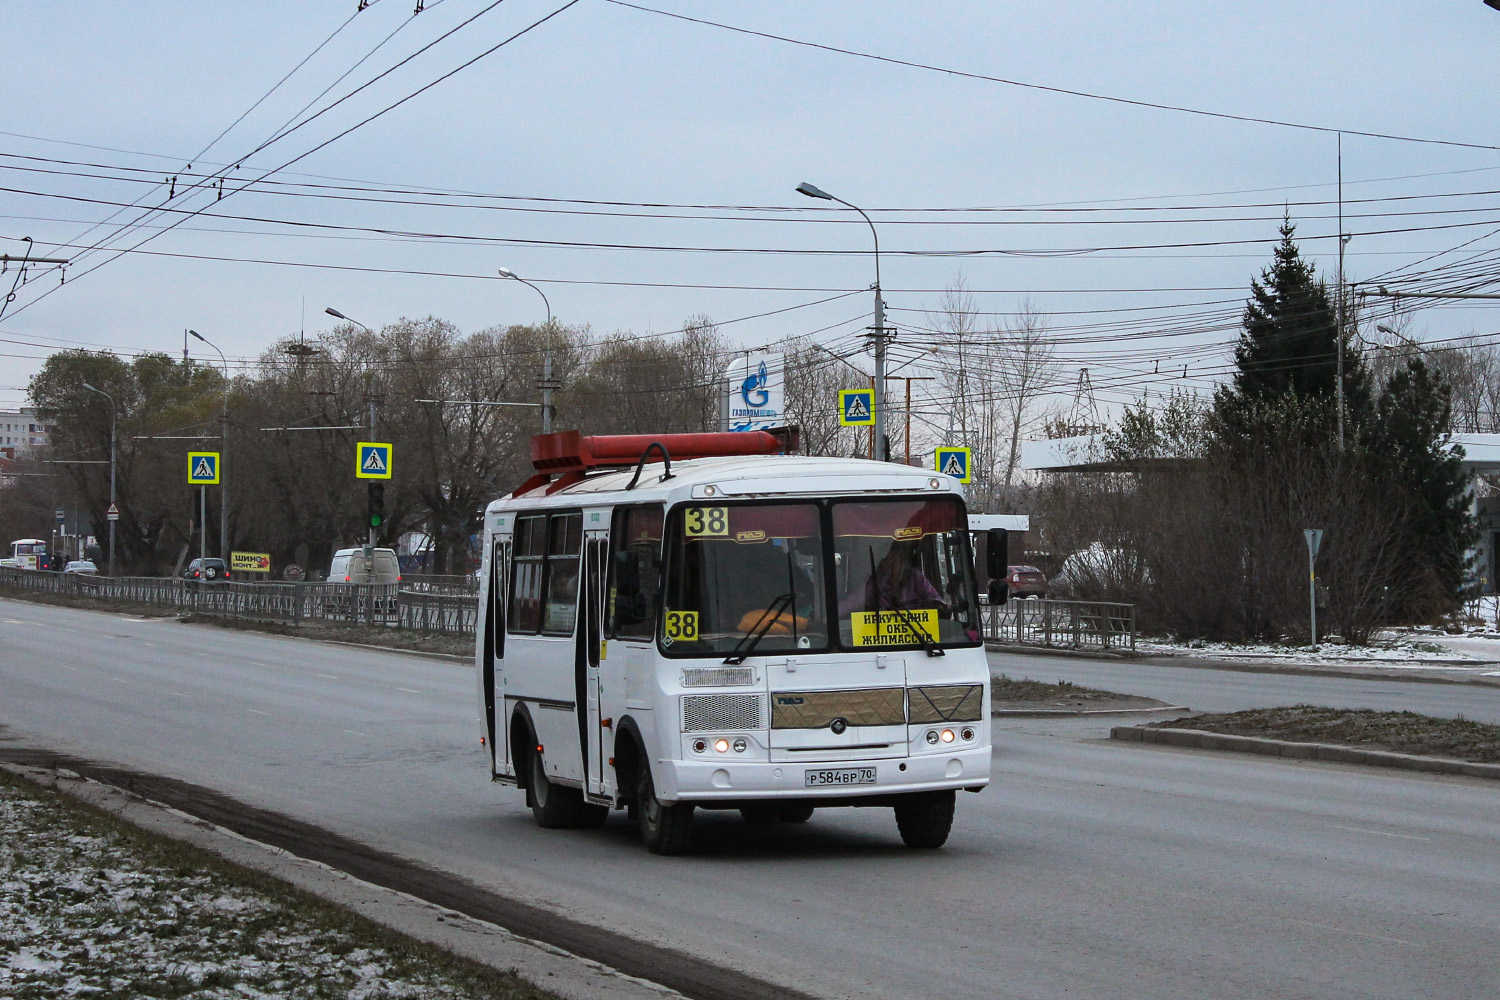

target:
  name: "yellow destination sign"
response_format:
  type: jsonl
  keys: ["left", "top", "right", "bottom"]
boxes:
{"left": 230, "top": 551, "right": 271, "bottom": 573}
{"left": 849, "top": 608, "right": 939, "bottom": 647}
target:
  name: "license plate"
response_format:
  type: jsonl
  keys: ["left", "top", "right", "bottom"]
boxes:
{"left": 804, "top": 767, "right": 876, "bottom": 787}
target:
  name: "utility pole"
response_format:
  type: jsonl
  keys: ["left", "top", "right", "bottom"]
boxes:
{"left": 1335, "top": 133, "right": 1347, "bottom": 451}
{"left": 188, "top": 330, "right": 228, "bottom": 558}
{"left": 498, "top": 268, "right": 555, "bottom": 433}
{"left": 885, "top": 375, "right": 935, "bottom": 465}
{"left": 364, "top": 370, "right": 382, "bottom": 555}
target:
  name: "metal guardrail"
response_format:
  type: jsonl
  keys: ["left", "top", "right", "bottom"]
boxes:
{"left": 0, "top": 566, "right": 477, "bottom": 636}
{"left": 400, "top": 572, "right": 480, "bottom": 595}
{"left": 982, "top": 597, "right": 1136, "bottom": 653}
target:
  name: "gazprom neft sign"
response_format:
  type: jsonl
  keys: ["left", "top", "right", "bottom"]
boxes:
{"left": 722, "top": 351, "right": 785, "bottom": 432}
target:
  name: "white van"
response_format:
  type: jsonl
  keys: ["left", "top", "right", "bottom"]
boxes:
{"left": 328, "top": 547, "right": 401, "bottom": 585}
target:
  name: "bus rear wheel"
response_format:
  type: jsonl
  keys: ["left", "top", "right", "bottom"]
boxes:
{"left": 528, "top": 749, "right": 606, "bottom": 829}
{"left": 893, "top": 790, "right": 955, "bottom": 848}
{"left": 636, "top": 764, "right": 694, "bottom": 855}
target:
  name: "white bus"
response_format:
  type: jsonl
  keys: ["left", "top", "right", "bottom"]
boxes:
{"left": 2, "top": 538, "right": 48, "bottom": 571}
{"left": 475, "top": 430, "right": 992, "bottom": 854}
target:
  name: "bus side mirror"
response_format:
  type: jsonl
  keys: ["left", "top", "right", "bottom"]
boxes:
{"left": 985, "top": 529, "right": 1008, "bottom": 605}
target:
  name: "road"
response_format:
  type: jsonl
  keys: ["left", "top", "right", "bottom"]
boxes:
{"left": 2, "top": 597, "right": 1498, "bottom": 1000}
{"left": 992, "top": 648, "right": 1500, "bottom": 723}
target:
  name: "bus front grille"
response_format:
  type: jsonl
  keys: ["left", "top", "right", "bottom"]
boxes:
{"left": 682, "top": 694, "right": 763, "bottom": 732}
{"left": 770, "top": 688, "right": 906, "bottom": 729}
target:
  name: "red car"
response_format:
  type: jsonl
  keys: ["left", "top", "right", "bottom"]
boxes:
{"left": 1005, "top": 565, "right": 1048, "bottom": 598}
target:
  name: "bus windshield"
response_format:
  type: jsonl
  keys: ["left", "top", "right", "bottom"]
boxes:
{"left": 662, "top": 503, "right": 828, "bottom": 655}
{"left": 659, "top": 497, "right": 980, "bottom": 657}
{"left": 831, "top": 498, "right": 979, "bottom": 649}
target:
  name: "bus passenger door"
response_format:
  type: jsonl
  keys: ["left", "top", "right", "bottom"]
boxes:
{"left": 583, "top": 530, "right": 609, "bottom": 796}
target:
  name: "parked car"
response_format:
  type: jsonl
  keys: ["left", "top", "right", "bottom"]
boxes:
{"left": 328, "top": 547, "right": 401, "bottom": 585}
{"left": 62, "top": 560, "right": 98, "bottom": 575}
{"left": 183, "top": 557, "right": 230, "bottom": 581}
{"left": 1005, "top": 565, "right": 1049, "bottom": 598}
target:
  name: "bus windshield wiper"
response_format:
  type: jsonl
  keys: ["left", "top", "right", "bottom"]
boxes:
{"left": 724, "top": 592, "right": 792, "bottom": 665}
{"left": 869, "top": 546, "right": 944, "bottom": 658}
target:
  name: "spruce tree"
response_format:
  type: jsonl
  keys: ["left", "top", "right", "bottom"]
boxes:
{"left": 1215, "top": 217, "right": 1369, "bottom": 436}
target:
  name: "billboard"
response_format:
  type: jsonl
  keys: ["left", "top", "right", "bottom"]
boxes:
{"left": 722, "top": 352, "right": 785, "bottom": 432}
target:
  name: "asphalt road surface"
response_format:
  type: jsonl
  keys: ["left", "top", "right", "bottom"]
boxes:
{"left": 3, "top": 598, "right": 1497, "bottom": 1000}
{"left": 992, "top": 648, "right": 1500, "bottom": 723}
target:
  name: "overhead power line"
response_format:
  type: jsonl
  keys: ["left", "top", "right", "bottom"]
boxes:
{"left": 606, "top": 0, "right": 1500, "bottom": 152}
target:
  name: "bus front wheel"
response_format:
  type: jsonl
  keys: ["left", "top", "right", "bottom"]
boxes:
{"left": 893, "top": 790, "right": 955, "bottom": 849}
{"left": 636, "top": 764, "right": 694, "bottom": 855}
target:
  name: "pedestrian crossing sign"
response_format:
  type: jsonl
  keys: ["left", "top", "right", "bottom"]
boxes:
{"left": 187, "top": 451, "right": 220, "bottom": 485}
{"left": 934, "top": 447, "right": 972, "bottom": 483}
{"left": 838, "top": 388, "right": 876, "bottom": 426}
{"left": 356, "top": 441, "right": 393, "bottom": 480}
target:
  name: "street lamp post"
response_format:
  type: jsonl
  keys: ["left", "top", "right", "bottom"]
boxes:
{"left": 498, "top": 268, "right": 556, "bottom": 433}
{"left": 188, "top": 330, "right": 229, "bottom": 559}
{"left": 797, "top": 181, "right": 890, "bottom": 460}
{"left": 81, "top": 382, "right": 116, "bottom": 576}
{"left": 326, "top": 309, "right": 380, "bottom": 554}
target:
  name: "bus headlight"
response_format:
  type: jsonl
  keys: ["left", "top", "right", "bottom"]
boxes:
{"left": 925, "top": 730, "right": 939, "bottom": 745}
{"left": 714, "top": 738, "right": 730, "bottom": 753}
{"left": 693, "top": 739, "right": 708, "bottom": 754}
{"left": 732, "top": 738, "right": 747, "bottom": 753}
{"left": 940, "top": 729, "right": 956, "bottom": 743}
{"left": 961, "top": 727, "right": 976, "bottom": 742}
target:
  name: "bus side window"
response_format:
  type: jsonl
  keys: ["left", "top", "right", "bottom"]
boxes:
{"left": 608, "top": 504, "right": 664, "bottom": 640}
{"left": 509, "top": 515, "right": 546, "bottom": 634}
{"left": 542, "top": 513, "right": 583, "bottom": 635}
{"left": 492, "top": 537, "right": 507, "bottom": 658}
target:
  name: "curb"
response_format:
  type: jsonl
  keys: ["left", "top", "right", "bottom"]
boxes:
{"left": 995, "top": 704, "right": 1188, "bottom": 718}
{"left": 1110, "top": 725, "right": 1500, "bottom": 780}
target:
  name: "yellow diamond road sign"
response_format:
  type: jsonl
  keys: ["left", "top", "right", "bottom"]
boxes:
{"left": 187, "top": 451, "right": 220, "bottom": 485}
{"left": 935, "top": 447, "right": 972, "bottom": 483}
{"left": 357, "top": 441, "right": 393, "bottom": 480}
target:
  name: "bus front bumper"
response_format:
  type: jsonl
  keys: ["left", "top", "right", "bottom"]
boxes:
{"left": 656, "top": 746, "right": 991, "bottom": 803}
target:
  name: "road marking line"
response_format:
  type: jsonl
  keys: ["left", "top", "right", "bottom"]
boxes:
{"left": 397, "top": 687, "right": 422, "bottom": 694}
{"left": 111, "top": 676, "right": 127, "bottom": 684}
{"left": 342, "top": 728, "right": 371, "bottom": 738}
{"left": 168, "top": 692, "right": 188, "bottom": 699}
{"left": 1326, "top": 824, "right": 1431, "bottom": 842}
{"left": 317, "top": 673, "right": 338, "bottom": 680}
{"left": 1284, "top": 916, "right": 1426, "bottom": 948}
{"left": 245, "top": 708, "right": 270, "bottom": 716}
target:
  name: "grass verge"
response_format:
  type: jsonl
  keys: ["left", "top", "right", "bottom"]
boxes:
{"left": 993, "top": 674, "right": 1130, "bottom": 703}
{"left": 0, "top": 767, "right": 555, "bottom": 999}
{"left": 1148, "top": 706, "right": 1500, "bottom": 764}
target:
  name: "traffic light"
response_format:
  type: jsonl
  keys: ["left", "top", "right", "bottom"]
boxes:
{"left": 367, "top": 482, "right": 385, "bottom": 529}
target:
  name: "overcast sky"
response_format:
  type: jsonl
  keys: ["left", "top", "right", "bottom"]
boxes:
{"left": 4, "top": 1, "right": 1500, "bottom": 425}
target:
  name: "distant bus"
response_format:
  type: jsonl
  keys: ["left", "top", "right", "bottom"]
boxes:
{"left": 475, "top": 429, "right": 992, "bottom": 854}
{"left": 2, "top": 539, "right": 49, "bottom": 571}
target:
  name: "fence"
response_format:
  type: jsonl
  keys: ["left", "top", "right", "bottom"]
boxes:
{"left": 982, "top": 597, "right": 1136, "bottom": 654}
{"left": 0, "top": 566, "right": 476, "bottom": 636}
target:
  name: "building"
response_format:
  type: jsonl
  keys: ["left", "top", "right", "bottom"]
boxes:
{"left": 0, "top": 408, "right": 51, "bottom": 451}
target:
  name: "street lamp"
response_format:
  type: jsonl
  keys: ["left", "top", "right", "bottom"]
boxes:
{"left": 80, "top": 382, "right": 116, "bottom": 576}
{"left": 188, "top": 330, "right": 229, "bottom": 559}
{"left": 324, "top": 306, "right": 372, "bottom": 334}
{"left": 498, "top": 268, "right": 556, "bottom": 433}
{"left": 797, "top": 181, "right": 890, "bottom": 460}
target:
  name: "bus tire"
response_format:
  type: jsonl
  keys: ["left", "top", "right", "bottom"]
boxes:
{"left": 894, "top": 790, "right": 955, "bottom": 849}
{"left": 529, "top": 747, "right": 585, "bottom": 829}
{"left": 779, "top": 802, "right": 815, "bottom": 824}
{"left": 636, "top": 763, "right": 694, "bottom": 855}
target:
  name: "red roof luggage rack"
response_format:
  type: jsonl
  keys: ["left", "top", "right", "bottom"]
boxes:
{"left": 512, "top": 427, "right": 799, "bottom": 496}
